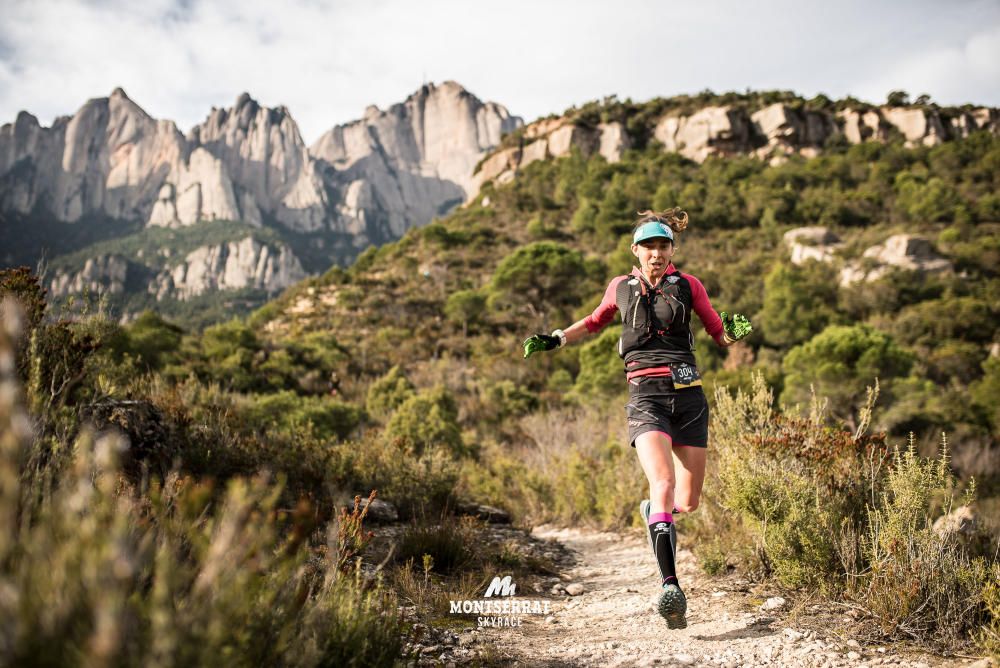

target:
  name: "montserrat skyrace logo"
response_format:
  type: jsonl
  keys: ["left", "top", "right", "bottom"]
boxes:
{"left": 449, "top": 575, "right": 550, "bottom": 628}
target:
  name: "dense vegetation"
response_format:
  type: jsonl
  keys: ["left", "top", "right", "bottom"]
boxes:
{"left": 2, "top": 104, "right": 999, "bottom": 661}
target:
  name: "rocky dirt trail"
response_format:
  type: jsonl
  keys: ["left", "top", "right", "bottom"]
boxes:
{"left": 467, "top": 525, "right": 988, "bottom": 668}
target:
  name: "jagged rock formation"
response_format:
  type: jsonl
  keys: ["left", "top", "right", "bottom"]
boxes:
{"left": 0, "top": 88, "right": 186, "bottom": 222}
{"left": 473, "top": 120, "right": 629, "bottom": 191}
{"left": 474, "top": 103, "right": 999, "bottom": 192}
{"left": 1, "top": 83, "right": 519, "bottom": 239}
{"left": 149, "top": 237, "right": 306, "bottom": 301}
{"left": 49, "top": 254, "right": 131, "bottom": 297}
{"left": 310, "top": 81, "right": 520, "bottom": 239}
{"left": 181, "top": 93, "right": 329, "bottom": 232}
{"left": 2, "top": 83, "right": 518, "bottom": 307}
{"left": 149, "top": 148, "right": 244, "bottom": 227}
{"left": 47, "top": 237, "right": 305, "bottom": 302}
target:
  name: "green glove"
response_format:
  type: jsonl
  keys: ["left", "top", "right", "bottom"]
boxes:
{"left": 720, "top": 311, "right": 753, "bottom": 343}
{"left": 523, "top": 333, "right": 561, "bottom": 359}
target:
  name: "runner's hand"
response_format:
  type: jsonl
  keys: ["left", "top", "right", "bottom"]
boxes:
{"left": 522, "top": 334, "right": 561, "bottom": 359}
{"left": 720, "top": 312, "right": 753, "bottom": 343}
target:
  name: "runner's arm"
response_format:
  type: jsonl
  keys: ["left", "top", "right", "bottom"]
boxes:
{"left": 561, "top": 318, "right": 595, "bottom": 345}
{"left": 684, "top": 274, "right": 731, "bottom": 347}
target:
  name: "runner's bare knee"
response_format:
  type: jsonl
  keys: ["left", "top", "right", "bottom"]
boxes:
{"left": 649, "top": 477, "right": 675, "bottom": 509}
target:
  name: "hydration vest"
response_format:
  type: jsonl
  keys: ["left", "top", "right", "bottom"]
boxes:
{"left": 615, "top": 268, "right": 697, "bottom": 372}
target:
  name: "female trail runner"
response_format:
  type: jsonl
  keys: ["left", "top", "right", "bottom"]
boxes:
{"left": 522, "top": 208, "right": 752, "bottom": 629}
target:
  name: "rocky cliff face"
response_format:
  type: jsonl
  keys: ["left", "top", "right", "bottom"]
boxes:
{"left": 474, "top": 103, "right": 1000, "bottom": 189}
{"left": 310, "top": 81, "right": 520, "bottom": 239}
{"left": 0, "top": 88, "right": 187, "bottom": 223}
{"left": 49, "top": 254, "right": 132, "bottom": 298}
{"left": 47, "top": 236, "right": 306, "bottom": 303}
{"left": 149, "top": 237, "right": 306, "bottom": 301}
{"left": 179, "top": 94, "right": 329, "bottom": 232}
{"left": 2, "top": 83, "right": 518, "bottom": 305}
{"left": 1, "top": 83, "right": 518, "bottom": 238}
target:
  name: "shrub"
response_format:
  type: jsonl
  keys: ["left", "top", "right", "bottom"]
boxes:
{"left": 0, "top": 267, "right": 47, "bottom": 380}
{"left": 365, "top": 365, "right": 415, "bottom": 423}
{"left": 0, "top": 312, "right": 403, "bottom": 667}
{"left": 859, "top": 438, "right": 990, "bottom": 644}
{"left": 444, "top": 289, "right": 487, "bottom": 337}
{"left": 353, "top": 439, "right": 459, "bottom": 518}
{"left": 712, "top": 373, "right": 997, "bottom": 647}
{"left": 782, "top": 324, "right": 913, "bottom": 423}
{"left": 385, "top": 387, "right": 465, "bottom": 457}
{"left": 242, "top": 390, "right": 361, "bottom": 441}
{"left": 571, "top": 327, "right": 622, "bottom": 399}
{"left": 119, "top": 310, "right": 184, "bottom": 371}
{"left": 488, "top": 241, "right": 589, "bottom": 329}
{"left": 980, "top": 562, "right": 1000, "bottom": 659}
{"left": 395, "top": 519, "right": 476, "bottom": 574}
{"left": 758, "top": 260, "right": 841, "bottom": 348}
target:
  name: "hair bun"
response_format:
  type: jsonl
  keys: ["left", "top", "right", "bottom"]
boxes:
{"left": 636, "top": 208, "right": 689, "bottom": 233}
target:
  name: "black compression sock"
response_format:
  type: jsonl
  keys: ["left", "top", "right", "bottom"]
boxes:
{"left": 650, "top": 519, "right": 678, "bottom": 586}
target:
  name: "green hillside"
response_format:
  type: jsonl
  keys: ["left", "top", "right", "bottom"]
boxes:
{"left": 255, "top": 129, "right": 1000, "bottom": 472}
{"left": 3, "top": 101, "right": 999, "bottom": 663}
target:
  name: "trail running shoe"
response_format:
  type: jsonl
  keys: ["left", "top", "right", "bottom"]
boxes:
{"left": 658, "top": 583, "right": 687, "bottom": 629}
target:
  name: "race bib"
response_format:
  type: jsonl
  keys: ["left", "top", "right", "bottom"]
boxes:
{"left": 669, "top": 362, "right": 702, "bottom": 389}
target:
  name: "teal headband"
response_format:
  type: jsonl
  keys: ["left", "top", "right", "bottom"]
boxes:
{"left": 633, "top": 221, "right": 674, "bottom": 244}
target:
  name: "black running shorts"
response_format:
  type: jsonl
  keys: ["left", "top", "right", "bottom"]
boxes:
{"left": 625, "top": 377, "right": 709, "bottom": 448}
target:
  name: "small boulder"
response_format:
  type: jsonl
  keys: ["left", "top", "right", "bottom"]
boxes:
{"left": 456, "top": 502, "right": 511, "bottom": 524}
{"left": 760, "top": 596, "right": 786, "bottom": 611}
{"left": 564, "top": 583, "right": 585, "bottom": 596}
{"left": 358, "top": 498, "right": 398, "bottom": 523}
{"left": 932, "top": 505, "right": 976, "bottom": 537}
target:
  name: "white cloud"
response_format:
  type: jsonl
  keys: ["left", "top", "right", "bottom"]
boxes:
{"left": 1, "top": 0, "right": 998, "bottom": 143}
{"left": 874, "top": 23, "right": 1000, "bottom": 106}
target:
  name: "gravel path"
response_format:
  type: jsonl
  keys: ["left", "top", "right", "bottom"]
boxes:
{"left": 474, "top": 525, "right": 981, "bottom": 668}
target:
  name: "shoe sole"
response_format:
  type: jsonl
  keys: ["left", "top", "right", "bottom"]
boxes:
{"left": 658, "top": 586, "right": 687, "bottom": 630}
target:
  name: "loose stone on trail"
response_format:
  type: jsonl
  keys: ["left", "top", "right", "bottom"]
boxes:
{"left": 760, "top": 596, "right": 786, "bottom": 610}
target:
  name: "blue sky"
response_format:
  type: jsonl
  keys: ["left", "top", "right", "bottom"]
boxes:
{"left": 1, "top": 0, "right": 998, "bottom": 143}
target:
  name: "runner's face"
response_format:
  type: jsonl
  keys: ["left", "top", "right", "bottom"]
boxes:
{"left": 632, "top": 237, "right": 675, "bottom": 275}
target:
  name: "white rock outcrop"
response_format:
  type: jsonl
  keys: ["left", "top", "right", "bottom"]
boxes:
{"left": 150, "top": 237, "right": 306, "bottom": 300}
{"left": 310, "top": 81, "right": 520, "bottom": 238}
{"left": 470, "top": 101, "right": 998, "bottom": 193}
{"left": 0, "top": 88, "right": 187, "bottom": 222}
{"left": 882, "top": 107, "right": 947, "bottom": 147}
{"left": 838, "top": 109, "right": 888, "bottom": 144}
{"left": 783, "top": 227, "right": 843, "bottom": 265}
{"left": 49, "top": 254, "right": 130, "bottom": 297}
{"left": 188, "top": 93, "right": 328, "bottom": 232}
{"left": 2, "top": 82, "right": 518, "bottom": 242}
{"left": 470, "top": 119, "right": 629, "bottom": 191}
{"left": 751, "top": 104, "right": 836, "bottom": 158}
{"left": 840, "top": 234, "right": 952, "bottom": 286}
{"left": 653, "top": 106, "right": 752, "bottom": 162}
